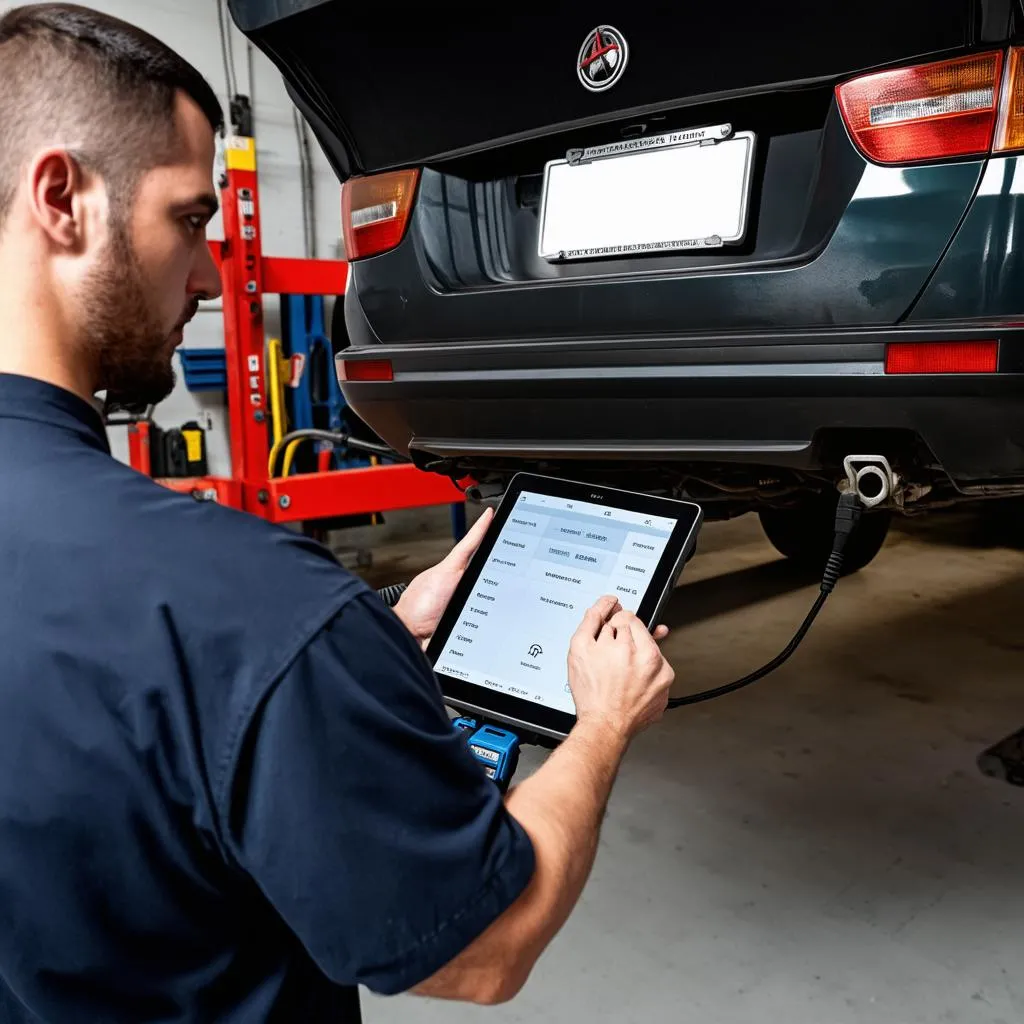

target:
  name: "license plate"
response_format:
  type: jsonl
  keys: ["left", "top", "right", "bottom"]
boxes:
{"left": 538, "top": 123, "right": 756, "bottom": 261}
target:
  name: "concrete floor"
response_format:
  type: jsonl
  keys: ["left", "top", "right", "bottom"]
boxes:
{"left": 359, "top": 509, "right": 1024, "bottom": 1024}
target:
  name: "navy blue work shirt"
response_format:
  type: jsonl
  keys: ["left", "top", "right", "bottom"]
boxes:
{"left": 0, "top": 374, "right": 535, "bottom": 1023}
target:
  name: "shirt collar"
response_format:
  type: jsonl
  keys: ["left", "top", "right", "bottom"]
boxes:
{"left": 0, "top": 373, "right": 111, "bottom": 454}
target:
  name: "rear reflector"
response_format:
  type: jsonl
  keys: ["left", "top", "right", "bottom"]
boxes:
{"left": 337, "top": 358, "right": 394, "bottom": 382}
{"left": 341, "top": 169, "right": 420, "bottom": 260}
{"left": 837, "top": 52, "right": 1003, "bottom": 164}
{"left": 885, "top": 341, "right": 998, "bottom": 374}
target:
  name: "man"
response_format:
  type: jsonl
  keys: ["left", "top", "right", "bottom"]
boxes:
{"left": 0, "top": 5, "right": 676, "bottom": 1023}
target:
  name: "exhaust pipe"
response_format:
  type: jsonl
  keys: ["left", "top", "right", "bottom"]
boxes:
{"left": 843, "top": 455, "right": 897, "bottom": 509}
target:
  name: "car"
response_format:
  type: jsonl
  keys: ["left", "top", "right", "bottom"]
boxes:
{"left": 232, "top": 1, "right": 1024, "bottom": 573}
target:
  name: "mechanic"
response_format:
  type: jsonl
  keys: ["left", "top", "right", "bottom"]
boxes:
{"left": 0, "top": 6, "right": 676, "bottom": 1022}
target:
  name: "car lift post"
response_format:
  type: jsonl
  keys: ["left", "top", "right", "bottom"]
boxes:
{"left": 128, "top": 135, "right": 466, "bottom": 528}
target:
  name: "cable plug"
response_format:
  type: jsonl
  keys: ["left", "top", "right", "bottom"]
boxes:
{"left": 377, "top": 582, "right": 409, "bottom": 608}
{"left": 821, "top": 490, "right": 864, "bottom": 595}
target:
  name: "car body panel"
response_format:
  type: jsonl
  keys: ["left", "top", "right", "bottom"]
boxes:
{"left": 910, "top": 155, "right": 1024, "bottom": 321}
{"left": 346, "top": 155, "right": 985, "bottom": 347}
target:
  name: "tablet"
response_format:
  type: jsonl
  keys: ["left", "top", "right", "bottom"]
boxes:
{"left": 427, "top": 473, "right": 703, "bottom": 740}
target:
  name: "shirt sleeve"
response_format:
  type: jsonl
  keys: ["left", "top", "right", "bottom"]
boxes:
{"left": 224, "top": 591, "right": 536, "bottom": 995}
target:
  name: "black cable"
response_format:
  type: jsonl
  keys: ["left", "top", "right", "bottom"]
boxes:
{"left": 667, "top": 592, "right": 828, "bottom": 708}
{"left": 300, "top": 117, "right": 318, "bottom": 258}
{"left": 222, "top": 0, "right": 239, "bottom": 95}
{"left": 667, "top": 491, "right": 863, "bottom": 709}
{"left": 215, "top": 0, "right": 237, "bottom": 106}
{"left": 293, "top": 108, "right": 312, "bottom": 258}
{"left": 246, "top": 40, "right": 256, "bottom": 110}
{"left": 271, "top": 429, "right": 409, "bottom": 477}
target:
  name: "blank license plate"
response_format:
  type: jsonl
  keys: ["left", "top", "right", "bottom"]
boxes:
{"left": 538, "top": 126, "right": 756, "bottom": 261}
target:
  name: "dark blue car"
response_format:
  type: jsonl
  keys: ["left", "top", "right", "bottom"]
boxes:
{"left": 233, "top": 1, "right": 1024, "bottom": 571}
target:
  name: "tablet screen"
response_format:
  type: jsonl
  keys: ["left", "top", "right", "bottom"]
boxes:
{"left": 432, "top": 489, "right": 679, "bottom": 715}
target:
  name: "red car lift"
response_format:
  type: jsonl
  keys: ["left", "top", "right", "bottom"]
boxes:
{"left": 126, "top": 136, "right": 464, "bottom": 525}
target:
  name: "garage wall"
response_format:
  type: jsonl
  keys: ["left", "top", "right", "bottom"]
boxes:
{"left": 48, "top": 0, "right": 344, "bottom": 472}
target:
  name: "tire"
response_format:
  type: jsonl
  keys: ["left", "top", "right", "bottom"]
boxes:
{"left": 759, "top": 493, "right": 891, "bottom": 575}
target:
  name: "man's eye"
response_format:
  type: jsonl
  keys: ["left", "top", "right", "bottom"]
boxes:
{"left": 185, "top": 215, "right": 206, "bottom": 231}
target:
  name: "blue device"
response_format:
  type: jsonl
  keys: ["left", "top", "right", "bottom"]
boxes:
{"left": 466, "top": 725, "right": 521, "bottom": 790}
{"left": 453, "top": 719, "right": 521, "bottom": 790}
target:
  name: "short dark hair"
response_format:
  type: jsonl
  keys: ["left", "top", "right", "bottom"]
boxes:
{"left": 0, "top": 3, "right": 223, "bottom": 231}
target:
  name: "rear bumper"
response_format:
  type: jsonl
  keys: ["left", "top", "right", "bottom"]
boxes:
{"left": 338, "top": 324, "right": 1024, "bottom": 487}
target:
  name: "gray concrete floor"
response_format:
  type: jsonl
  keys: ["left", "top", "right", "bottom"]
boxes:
{"left": 358, "top": 509, "right": 1024, "bottom": 1024}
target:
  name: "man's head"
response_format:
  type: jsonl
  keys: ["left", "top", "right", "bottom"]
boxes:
{"left": 0, "top": 3, "right": 224, "bottom": 407}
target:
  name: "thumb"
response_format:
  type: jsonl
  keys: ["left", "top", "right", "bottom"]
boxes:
{"left": 443, "top": 506, "right": 494, "bottom": 570}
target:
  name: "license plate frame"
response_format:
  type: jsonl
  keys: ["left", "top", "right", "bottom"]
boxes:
{"left": 537, "top": 122, "right": 756, "bottom": 262}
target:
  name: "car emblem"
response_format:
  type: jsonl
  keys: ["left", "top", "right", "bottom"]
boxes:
{"left": 577, "top": 25, "right": 629, "bottom": 93}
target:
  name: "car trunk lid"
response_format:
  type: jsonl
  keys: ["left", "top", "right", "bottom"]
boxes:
{"left": 229, "top": 1, "right": 988, "bottom": 180}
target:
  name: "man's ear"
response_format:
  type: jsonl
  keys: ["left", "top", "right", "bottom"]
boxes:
{"left": 27, "top": 148, "right": 85, "bottom": 250}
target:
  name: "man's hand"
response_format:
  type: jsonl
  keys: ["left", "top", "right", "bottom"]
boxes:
{"left": 412, "top": 595, "right": 675, "bottom": 1006}
{"left": 392, "top": 507, "right": 494, "bottom": 646}
{"left": 568, "top": 596, "right": 674, "bottom": 742}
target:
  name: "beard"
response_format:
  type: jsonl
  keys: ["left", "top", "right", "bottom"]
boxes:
{"left": 80, "top": 217, "right": 180, "bottom": 412}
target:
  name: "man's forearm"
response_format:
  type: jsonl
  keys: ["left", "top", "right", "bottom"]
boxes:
{"left": 501, "top": 718, "right": 627, "bottom": 972}
{"left": 412, "top": 719, "right": 628, "bottom": 1004}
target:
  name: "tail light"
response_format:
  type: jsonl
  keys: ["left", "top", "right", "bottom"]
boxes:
{"left": 995, "top": 47, "right": 1024, "bottom": 151}
{"left": 837, "top": 51, "right": 1003, "bottom": 164}
{"left": 885, "top": 341, "right": 998, "bottom": 374}
{"left": 341, "top": 169, "right": 420, "bottom": 260}
{"left": 337, "top": 358, "right": 394, "bottom": 382}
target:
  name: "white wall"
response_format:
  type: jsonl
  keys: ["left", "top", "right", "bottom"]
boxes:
{"left": 56, "top": 0, "right": 345, "bottom": 472}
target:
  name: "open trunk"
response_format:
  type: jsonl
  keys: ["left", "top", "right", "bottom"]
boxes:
{"left": 230, "top": 1, "right": 996, "bottom": 181}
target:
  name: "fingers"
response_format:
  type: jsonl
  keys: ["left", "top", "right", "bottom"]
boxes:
{"left": 443, "top": 507, "right": 494, "bottom": 569}
{"left": 659, "top": 660, "right": 676, "bottom": 688}
{"left": 574, "top": 595, "right": 621, "bottom": 644}
{"left": 606, "top": 609, "right": 638, "bottom": 648}
{"left": 597, "top": 611, "right": 667, "bottom": 648}
{"left": 623, "top": 612, "right": 658, "bottom": 653}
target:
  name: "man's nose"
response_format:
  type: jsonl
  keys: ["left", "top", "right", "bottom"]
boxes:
{"left": 190, "top": 240, "right": 224, "bottom": 302}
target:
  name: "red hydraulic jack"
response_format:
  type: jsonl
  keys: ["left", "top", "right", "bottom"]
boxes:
{"left": 127, "top": 136, "right": 465, "bottom": 526}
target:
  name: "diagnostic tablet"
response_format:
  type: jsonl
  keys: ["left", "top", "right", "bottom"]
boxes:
{"left": 427, "top": 473, "right": 703, "bottom": 740}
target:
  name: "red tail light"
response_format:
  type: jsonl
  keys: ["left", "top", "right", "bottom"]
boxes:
{"left": 837, "top": 51, "right": 1003, "bottom": 164}
{"left": 995, "top": 46, "right": 1024, "bottom": 151}
{"left": 885, "top": 341, "right": 998, "bottom": 374}
{"left": 341, "top": 169, "right": 420, "bottom": 260}
{"left": 337, "top": 358, "right": 394, "bottom": 382}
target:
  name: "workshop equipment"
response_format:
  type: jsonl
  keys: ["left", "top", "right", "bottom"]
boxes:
{"left": 453, "top": 718, "right": 521, "bottom": 791}
{"left": 178, "top": 349, "right": 228, "bottom": 393}
{"left": 279, "top": 293, "right": 357, "bottom": 473}
{"left": 148, "top": 422, "right": 209, "bottom": 479}
{"left": 124, "top": 134, "right": 466, "bottom": 531}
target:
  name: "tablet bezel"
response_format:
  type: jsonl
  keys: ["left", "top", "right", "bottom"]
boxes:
{"left": 427, "top": 473, "right": 703, "bottom": 740}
